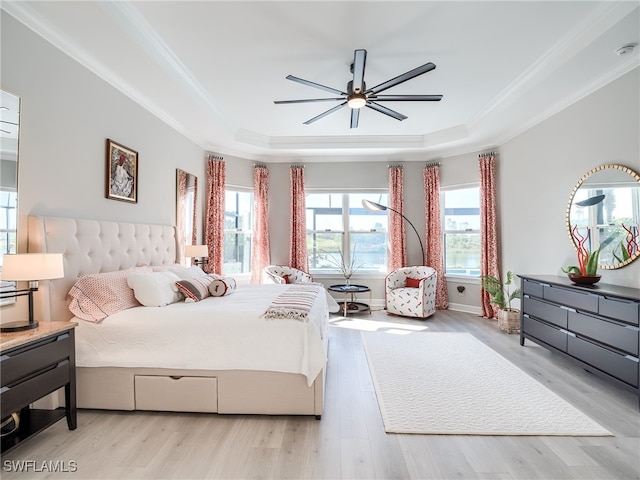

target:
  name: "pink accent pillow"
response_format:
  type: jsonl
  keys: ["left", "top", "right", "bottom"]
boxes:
{"left": 68, "top": 266, "right": 152, "bottom": 322}
{"left": 405, "top": 277, "right": 423, "bottom": 288}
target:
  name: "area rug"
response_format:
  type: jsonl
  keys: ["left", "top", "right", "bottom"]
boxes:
{"left": 361, "top": 331, "right": 612, "bottom": 436}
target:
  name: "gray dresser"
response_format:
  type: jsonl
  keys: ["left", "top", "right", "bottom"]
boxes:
{"left": 519, "top": 275, "right": 640, "bottom": 400}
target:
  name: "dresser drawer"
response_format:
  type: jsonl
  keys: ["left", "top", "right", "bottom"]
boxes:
{"left": 523, "top": 315, "right": 567, "bottom": 352}
{"left": 599, "top": 296, "right": 640, "bottom": 326}
{"left": 135, "top": 375, "right": 218, "bottom": 413}
{"left": 0, "top": 333, "right": 72, "bottom": 387}
{"left": 522, "top": 278, "right": 544, "bottom": 298}
{"left": 1, "top": 360, "right": 70, "bottom": 417}
{"left": 569, "top": 311, "right": 639, "bottom": 356}
{"left": 523, "top": 296, "right": 567, "bottom": 328}
{"left": 543, "top": 284, "right": 599, "bottom": 313}
{"left": 567, "top": 336, "right": 639, "bottom": 387}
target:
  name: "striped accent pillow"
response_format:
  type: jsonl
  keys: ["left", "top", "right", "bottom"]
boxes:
{"left": 175, "top": 275, "right": 220, "bottom": 302}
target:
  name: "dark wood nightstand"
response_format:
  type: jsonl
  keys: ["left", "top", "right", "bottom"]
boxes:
{"left": 1, "top": 322, "right": 77, "bottom": 453}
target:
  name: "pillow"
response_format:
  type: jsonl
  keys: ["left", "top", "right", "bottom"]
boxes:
{"left": 209, "top": 277, "right": 237, "bottom": 297}
{"left": 127, "top": 271, "right": 183, "bottom": 307}
{"left": 167, "top": 265, "right": 208, "bottom": 280}
{"left": 68, "top": 266, "right": 152, "bottom": 322}
{"left": 405, "top": 277, "right": 423, "bottom": 288}
{"left": 175, "top": 275, "right": 218, "bottom": 302}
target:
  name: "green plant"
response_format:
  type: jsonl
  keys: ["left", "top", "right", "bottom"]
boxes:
{"left": 562, "top": 226, "right": 614, "bottom": 276}
{"left": 480, "top": 271, "right": 521, "bottom": 311}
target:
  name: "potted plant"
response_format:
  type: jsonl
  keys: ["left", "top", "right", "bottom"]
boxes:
{"left": 480, "top": 271, "right": 522, "bottom": 333}
{"left": 562, "top": 225, "right": 613, "bottom": 285}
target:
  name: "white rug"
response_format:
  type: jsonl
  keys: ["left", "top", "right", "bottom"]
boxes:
{"left": 362, "top": 331, "right": 612, "bottom": 436}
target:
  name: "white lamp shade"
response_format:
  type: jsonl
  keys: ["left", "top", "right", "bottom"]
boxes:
{"left": 185, "top": 245, "right": 208, "bottom": 258}
{"left": 1, "top": 253, "right": 64, "bottom": 281}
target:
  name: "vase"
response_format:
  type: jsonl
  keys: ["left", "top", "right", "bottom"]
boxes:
{"left": 568, "top": 273, "right": 601, "bottom": 285}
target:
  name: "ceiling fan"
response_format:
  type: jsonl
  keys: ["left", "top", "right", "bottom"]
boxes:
{"left": 274, "top": 49, "right": 443, "bottom": 128}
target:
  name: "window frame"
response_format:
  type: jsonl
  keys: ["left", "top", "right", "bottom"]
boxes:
{"left": 441, "top": 184, "right": 481, "bottom": 280}
{"left": 223, "top": 187, "right": 253, "bottom": 276}
{"left": 306, "top": 190, "right": 389, "bottom": 278}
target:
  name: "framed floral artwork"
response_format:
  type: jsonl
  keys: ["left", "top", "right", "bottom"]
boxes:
{"left": 106, "top": 139, "right": 138, "bottom": 203}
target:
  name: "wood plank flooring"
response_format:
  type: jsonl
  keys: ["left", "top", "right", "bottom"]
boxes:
{"left": 2, "top": 309, "right": 639, "bottom": 479}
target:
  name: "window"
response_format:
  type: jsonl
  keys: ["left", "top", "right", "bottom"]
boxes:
{"left": 224, "top": 190, "right": 252, "bottom": 274}
{"left": 443, "top": 187, "right": 480, "bottom": 277}
{"left": 0, "top": 191, "right": 17, "bottom": 268}
{"left": 306, "top": 192, "right": 388, "bottom": 274}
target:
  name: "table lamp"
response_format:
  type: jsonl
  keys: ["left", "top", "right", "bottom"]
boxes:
{"left": 0, "top": 253, "right": 64, "bottom": 332}
{"left": 185, "top": 245, "right": 208, "bottom": 266}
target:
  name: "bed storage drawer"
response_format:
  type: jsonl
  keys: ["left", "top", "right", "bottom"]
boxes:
{"left": 135, "top": 375, "right": 218, "bottom": 413}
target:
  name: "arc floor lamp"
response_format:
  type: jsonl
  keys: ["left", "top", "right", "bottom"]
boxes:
{"left": 362, "top": 199, "right": 425, "bottom": 266}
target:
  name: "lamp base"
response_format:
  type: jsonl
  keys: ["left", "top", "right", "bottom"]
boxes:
{"left": 0, "top": 320, "right": 39, "bottom": 333}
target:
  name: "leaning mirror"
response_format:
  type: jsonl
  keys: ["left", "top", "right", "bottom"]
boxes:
{"left": 176, "top": 169, "right": 198, "bottom": 263}
{"left": 567, "top": 164, "right": 640, "bottom": 269}
{"left": 0, "top": 90, "right": 20, "bottom": 304}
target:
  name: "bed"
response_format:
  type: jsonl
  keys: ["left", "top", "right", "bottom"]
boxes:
{"left": 27, "top": 215, "right": 329, "bottom": 417}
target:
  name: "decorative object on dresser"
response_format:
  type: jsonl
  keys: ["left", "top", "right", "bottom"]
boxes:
{"left": 566, "top": 164, "right": 640, "bottom": 270}
{"left": 480, "top": 270, "right": 522, "bottom": 333}
{"left": 1, "top": 322, "right": 77, "bottom": 454}
{"left": 519, "top": 274, "right": 640, "bottom": 403}
{"left": 0, "top": 253, "right": 64, "bottom": 332}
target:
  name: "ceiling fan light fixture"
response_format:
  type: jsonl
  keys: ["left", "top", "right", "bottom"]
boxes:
{"left": 347, "top": 94, "right": 366, "bottom": 109}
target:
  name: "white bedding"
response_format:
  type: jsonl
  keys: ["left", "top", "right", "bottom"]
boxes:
{"left": 74, "top": 283, "right": 329, "bottom": 386}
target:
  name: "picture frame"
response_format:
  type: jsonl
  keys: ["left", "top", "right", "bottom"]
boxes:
{"left": 106, "top": 138, "right": 138, "bottom": 203}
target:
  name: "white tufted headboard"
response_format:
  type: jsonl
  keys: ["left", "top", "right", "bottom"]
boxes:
{"left": 28, "top": 215, "right": 178, "bottom": 322}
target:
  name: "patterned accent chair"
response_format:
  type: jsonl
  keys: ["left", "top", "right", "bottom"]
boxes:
{"left": 385, "top": 266, "right": 437, "bottom": 318}
{"left": 262, "top": 265, "right": 313, "bottom": 284}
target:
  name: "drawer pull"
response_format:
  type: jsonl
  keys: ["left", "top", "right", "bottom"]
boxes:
{"left": 0, "top": 355, "right": 9, "bottom": 362}
{"left": 624, "top": 355, "right": 640, "bottom": 363}
{"left": 56, "top": 333, "right": 70, "bottom": 341}
{"left": 560, "top": 329, "right": 576, "bottom": 337}
{"left": 1, "top": 386, "right": 8, "bottom": 394}
{"left": 624, "top": 325, "right": 640, "bottom": 332}
{"left": 560, "top": 305, "right": 576, "bottom": 312}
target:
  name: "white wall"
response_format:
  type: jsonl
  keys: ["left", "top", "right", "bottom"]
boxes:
{"left": 501, "top": 68, "right": 640, "bottom": 293}
{"left": 2, "top": 12, "right": 638, "bottom": 322}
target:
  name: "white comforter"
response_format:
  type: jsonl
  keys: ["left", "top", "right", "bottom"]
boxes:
{"left": 74, "top": 284, "right": 329, "bottom": 386}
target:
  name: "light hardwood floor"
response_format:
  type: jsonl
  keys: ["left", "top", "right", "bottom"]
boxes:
{"left": 2, "top": 309, "right": 639, "bottom": 480}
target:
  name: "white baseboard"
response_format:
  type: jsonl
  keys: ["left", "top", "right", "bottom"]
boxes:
{"left": 447, "top": 302, "right": 482, "bottom": 315}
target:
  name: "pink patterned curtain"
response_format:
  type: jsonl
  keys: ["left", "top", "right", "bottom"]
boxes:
{"left": 190, "top": 176, "right": 198, "bottom": 248}
{"left": 423, "top": 164, "right": 449, "bottom": 309}
{"left": 289, "top": 165, "right": 309, "bottom": 272}
{"left": 480, "top": 153, "right": 500, "bottom": 319}
{"left": 205, "top": 156, "right": 225, "bottom": 275}
{"left": 251, "top": 165, "right": 270, "bottom": 283}
{"left": 388, "top": 166, "right": 406, "bottom": 270}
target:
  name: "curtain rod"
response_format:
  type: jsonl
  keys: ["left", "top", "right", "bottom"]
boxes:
{"left": 208, "top": 154, "right": 224, "bottom": 161}
{"left": 478, "top": 152, "right": 495, "bottom": 158}
{"left": 424, "top": 161, "right": 441, "bottom": 168}
{"left": 253, "top": 162, "right": 267, "bottom": 168}
{"left": 387, "top": 164, "right": 403, "bottom": 168}
{"left": 290, "top": 164, "right": 305, "bottom": 169}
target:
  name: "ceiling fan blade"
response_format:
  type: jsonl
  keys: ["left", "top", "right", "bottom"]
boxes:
{"left": 303, "top": 102, "right": 348, "bottom": 125}
{"left": 370, "top": 94, "right": 443, "bottom": 102}
{"left": 350, "top": 108, "right": 360, "bottom": 129}
{"left": 274, "top": 98, "right": 344, "bottom": 104}
{"left": 351, "top": 49, "right": 367, "bottom": 93}
{"left": 366, "top": 62, "right": 436, "bottom": 95}
{"left": 286, "top": 75, "right": 346, "bottom": 96}
{"left": 366, "top": 102, "right": 408, "bottom": 121}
